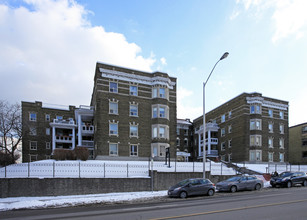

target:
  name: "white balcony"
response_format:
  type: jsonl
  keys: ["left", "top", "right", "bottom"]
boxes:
{"left": 50, "top": 119, "right": 77, "bottom": 129}
{"left": 55, "top": 135, "right": 73, "bottom": 143}
{"left": 81, "top": 140, "right": 94, "bottom": 147}
{"left": 81, "top": 125, "right": 94, "bottom": 134}
{"left": 206, "top": 138, "right": 218, "bottom": 145}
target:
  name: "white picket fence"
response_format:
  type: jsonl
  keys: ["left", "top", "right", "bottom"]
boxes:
{"left": 2, "top": 160, "right": 306, "bottom": 178}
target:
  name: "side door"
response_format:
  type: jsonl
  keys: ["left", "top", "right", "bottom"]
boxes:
{"left": 237, "top": 177, "right": 248, "bottom": 191}
{"left": 246, "top": 176, "right": 257, "bottom": 190}
{"left": 291, "top": 172, "right": 301, "bottom": 185}
{"left": 187, "top": 179, "right": 201, "bottom": 196}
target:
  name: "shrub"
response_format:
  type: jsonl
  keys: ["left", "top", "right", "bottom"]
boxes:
{"left": 74, "top": 147, "right": 89, "bottom": 161}
{"left": 53, "top": 149, "right": 67, "bottom": 160}
{"left": 0, "top": 152, "right": 15, "bottom": 166}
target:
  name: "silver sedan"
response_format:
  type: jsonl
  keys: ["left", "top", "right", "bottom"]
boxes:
{"left": 216, "top": 176, "right": 263, "bottom": 193}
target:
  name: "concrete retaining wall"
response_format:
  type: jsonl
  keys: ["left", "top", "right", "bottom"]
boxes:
{"left": 0, "top": 171, "right": 234, "bottom": 198}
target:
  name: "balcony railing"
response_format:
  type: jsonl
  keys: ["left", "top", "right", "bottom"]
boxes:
{"left": 81, "top": 140, "right": 94, "bottom": 147}
{"left": 81, "top": 125, "right": 94, "bottom": 134}
{"left": 56, "top": 135, "right": 73, "bottom": 142}
{"left": 53, "top": 119, "right": 75, "bottom": 125}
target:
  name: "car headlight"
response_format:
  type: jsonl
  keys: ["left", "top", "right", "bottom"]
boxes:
{"left": 173, "top": 187, "right": 182, "bottom": 191}
{"left": 282, "top": 177, "right": 289, "bottom": 182}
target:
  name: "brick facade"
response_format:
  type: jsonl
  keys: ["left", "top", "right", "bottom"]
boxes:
{"left": 289, "top": 123, "right": 307, "bottom": 164}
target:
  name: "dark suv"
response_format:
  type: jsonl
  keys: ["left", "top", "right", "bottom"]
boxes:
{"left": 270, "top": 171, "right": 307, "bottom": 188}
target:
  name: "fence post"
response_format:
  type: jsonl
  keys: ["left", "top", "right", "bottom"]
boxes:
{"left": 221, "top": 162, "right": 223, "bottom": 176}
{"left": 104, "top": 163, "right": 106, "bottom": 178}
{"left": 28, "top": 162, "right": 30, "bottom": 178}
{"left": 5, "top": 165, "right": 7, "bottom": 178}
{"left": 193, "top": 161, "right": 194, "bottom": 173}
{"left": 299, "top": 163, "right": 300, "bottom": 171}
{"left": 79, "top": 161, "right": 81, "bottom": 178}
{"left": 275, "top": 164, "right": 277, "bottom": 172}
{"left": 53, "top": 161, "right": 55, "bottom": 178}
{"left": 209, "top": 160, "right": 212, "bottom": 179}
{"left": 127, "top": 163, "right": 129, "bottom": 178}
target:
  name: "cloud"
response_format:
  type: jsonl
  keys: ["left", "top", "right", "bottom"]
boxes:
{"left": 236, "top": 0, "right": 307, "bottom": 42}
{"left": 160, "top": 57, "right": 167, "bottom": 66}
{"left": 177, "top": 87, "right": 202, "bottom": 120}
{"left": 0, "top": 0, "right": 156, "bottom": 106}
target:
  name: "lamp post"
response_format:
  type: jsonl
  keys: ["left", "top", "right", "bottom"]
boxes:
{"left": 203, "top": 52, "right": 229, "bottom": 179}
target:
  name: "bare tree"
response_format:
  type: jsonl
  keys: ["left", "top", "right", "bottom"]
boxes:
{"left": 0, "top": 100, "right": 22, "bottom": 165}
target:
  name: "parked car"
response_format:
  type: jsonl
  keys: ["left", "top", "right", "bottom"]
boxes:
{"left": 216, "top": 176, "right": 263, "bottom": 193}
{"left": 168, "top": 178, "right": 215, "bottom": 198}
{"left": 270, "top": 171, "right": 307, "bottom": 188}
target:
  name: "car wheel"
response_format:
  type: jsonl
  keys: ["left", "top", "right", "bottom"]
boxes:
{"left": 286, "top": 181, "right": 292, "bottom": 188}
{"left": 302, "top": 180, "right": 307, "bottom": 187}
{"left": 179, "top": 191, "right": 187, "bottom": 198}
{"left": 207, "top": 189, "right": 215, "bottom": 196}
{"left": 255, "top": 183, "right": 261, "bottom": 190}
{"left": 230, "top": 185, "right": 237, "bottom": 193}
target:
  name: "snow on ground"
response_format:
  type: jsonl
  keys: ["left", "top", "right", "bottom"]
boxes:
{"left": 0, "top": 191, "right": 167, "bottom": 212}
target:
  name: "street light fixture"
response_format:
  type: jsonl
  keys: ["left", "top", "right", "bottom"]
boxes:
{"left": 203, "top": 52, "right": 229, "bottom": 178}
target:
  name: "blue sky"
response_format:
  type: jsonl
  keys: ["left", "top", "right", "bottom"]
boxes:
{"left": 1, "top": 0, "right": 307, "bottom": 126}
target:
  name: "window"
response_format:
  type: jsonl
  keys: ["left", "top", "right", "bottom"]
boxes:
{"left": 109, "top": 82, "right": 118, "bottom": 93}
{"left": 302, "top": 139, "right": 307, "bottom": 146}
{"left": 250, "top": 119, "right": 262, "bottom": 130}
{"left": 109, "top": 102, "right": 118, "bottom": 114}
{"left": 130, "top": 125, "right": 138, "bottom": 137}
{"left": 184, "top": 129, "right": 188, "bottom": 136}
{"left": 268, "top": 152, "right": 274, "bottom": 162}
{"left": 152, "top": 105, "right": 169, "bottom": 119}
{"left": 221, "top": 128, "right": 225, "bottom": 137}
{"left": 152, "top": 125, "right": 169, "bottom": 139}
{"left": 176, "top": 128, "right": 180, "bottom": 135}
{"left": 228, "top": 139, "right": 232, "bottom": 148}
{"left": 109, "top": 143, "right": 118, "bottom": 156}
{"left": 268, "top": 123, "right": 273, "bottom": 133}
{"left": 279, "top": 138, "right": 284, "bottom": 148}
{"left": 229, "top": 111, "right": 232, "bottom": 119}
{"left": 250, "top": 105, "right": 261, "bottom": 114}
{"left": 159, "top": 88, "right": 165, "bottom": 98}
{"left": 45, "top": 114, "right": 50, "bottom": 121}
{"left": 176, "top": 137, "right": 180, "bottom": 146}
{"left": 250, "top": 150, "right": 262, "bottom": 161}
{"left": 159, "top": 127, "right": 165, "bottom": 138}
{"left": 152, "top": 88, "right": 158, "bottom": 98}
{"left": 221, "top": 142, "right": 226, "bottom": 151}
{"left": 268, "top": 109, "right": 273, "bottom": 117}
{"left": 29, "top": 127, "right": 37, "bottom": 136}
{"left": 56, "top": 115, "right": 63, "bottom": 120}
{"left": 279, "top": 124, "right": 284, "bottom": 134}
{"left": 279, "top": 153, "right": 284, "bottom": 162}
{"left": 109, "top": 123, "right": 118, "bottom": 135}
{"left": 130, "top": 145, "right": 138, "bottom": 156}
{"left": 30, "top": 141, "right": 37, "bottom": 150}
{"left": 30, "top": 155, "right": 37, "bottom": 162}
{"left": 46, "top": 128, "right": 50, "bottom": 135}
{"left": 29, "top": 113, "right": 37, "bottom": 121}
{"left": 159, "top": 107, "right": 166, "bottom": 118}
{"left": 184, "top": 138, "right": 188, "bottom": 147}
{"left": 302, "top": 151, "right": 307, "bottom": 158}
{"left": 228, "top": 125, "right": 232, "bottom": 133}
{"left": 152, "top": 146, "right": 158, "bottom": 157}
{"left": 130, "top": 104, "right": 138, "bottom": 116}
{"left": 279, "top": 111, "right": 284, "bottom": 119}
{"left": 152, "top": 87, "right": 168, "bottom": 99}
{"left": 46, "top": 142, "right": 51, "bottom": 149}
{"left": 268, "top": 137, "right": 273, "bottom": 148}
{"left": 303, "top": 126, "right": 307, "bottom": 134}
{"left": 130, "top": 85, "right": 138, "bottom": 96}
{"left": 221, "top": 114, "right": 225, "bottom": 123}
{"left": 250, "top": 135, "right": 262, "bottom": 146}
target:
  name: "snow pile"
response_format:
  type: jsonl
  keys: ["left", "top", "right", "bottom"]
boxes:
{"left": 0, "top": 191, "right": 168, "bottom": 211}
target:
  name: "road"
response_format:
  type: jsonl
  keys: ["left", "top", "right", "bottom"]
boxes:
{"left": 2, "top": 187, "right": 307, "bottom": 220}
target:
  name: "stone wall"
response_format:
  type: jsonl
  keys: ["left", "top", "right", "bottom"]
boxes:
{"left": 0, "top": 171, "right": 234, "bottom": 198}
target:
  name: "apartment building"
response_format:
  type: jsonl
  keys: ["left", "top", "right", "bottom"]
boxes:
{"left": 176, "top": 119, "right": 193, "bottom": 161}
{"left": 193, "top": 92, "right": 289, "bottom": 163}
{"left": 289, "top": 122, "right": 307, "bottom": 164}
{"left": 21, "top": 101, "right": 94, "bottom": 162}
{"left": 90, "top": 62, "right": 177, "bottom": 160}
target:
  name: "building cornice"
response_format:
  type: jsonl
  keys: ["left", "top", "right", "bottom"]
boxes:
{"left": 99, "top": 67, "right": 176, "bottom": 89}
{"left": 246, "top": 97, "right": 288, "bottom": 111}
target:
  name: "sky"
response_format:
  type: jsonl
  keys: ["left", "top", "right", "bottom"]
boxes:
{"left": 0, "top": 0, "right": 307, "bottom": 126}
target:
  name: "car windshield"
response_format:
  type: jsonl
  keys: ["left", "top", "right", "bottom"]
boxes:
{"left": 279, "top": 172, "right": 292, "bottom": 177}
{"left": 225, "top": 176, "right": 241, "bottom": 182}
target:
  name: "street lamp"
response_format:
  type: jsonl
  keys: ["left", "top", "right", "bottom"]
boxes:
{"left": 203, "top": 52, "right": 229, "bottom": 178}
